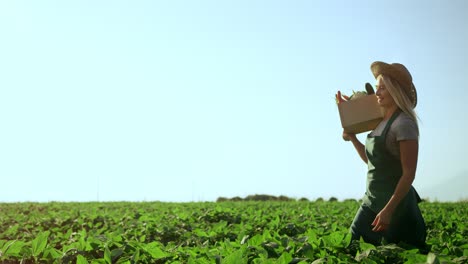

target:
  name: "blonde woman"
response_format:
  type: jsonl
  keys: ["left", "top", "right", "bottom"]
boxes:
{"left": 342, "top": 62, "right": 427, "bottom": 249}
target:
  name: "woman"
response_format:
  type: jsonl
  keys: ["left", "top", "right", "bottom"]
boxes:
{"left": 342, "top": 61, "right": 427, "bottom": 249}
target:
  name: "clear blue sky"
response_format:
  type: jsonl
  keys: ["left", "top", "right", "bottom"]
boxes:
{"left": 1, "top": 0, "right": 467, "bottom": 202}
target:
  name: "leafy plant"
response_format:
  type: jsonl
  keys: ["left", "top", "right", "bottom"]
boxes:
{"left": 0, "top": 201, "right": 466, "bottom": 263}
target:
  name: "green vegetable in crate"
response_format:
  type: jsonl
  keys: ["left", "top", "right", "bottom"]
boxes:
{"left": 336, "top": 83, "right": 374, "bottom": 104}
{"left": 336, "top": 90, "right": 366, "bottom": 104}
{"left": 348, "top": 90, "right": 367, "bottom": 100}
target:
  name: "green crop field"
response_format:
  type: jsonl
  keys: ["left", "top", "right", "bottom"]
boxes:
{"left": 0, "top": 200, "right": 466, "bottom": 263}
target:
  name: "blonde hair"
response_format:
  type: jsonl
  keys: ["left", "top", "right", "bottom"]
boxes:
{"left": 378, "top": 74, "right": 419, "bottom": 127}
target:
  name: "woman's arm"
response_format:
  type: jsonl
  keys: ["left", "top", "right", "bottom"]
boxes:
{"left": 343, "top": 131, "right": 368, "bottom": 164}
{"left": 372, "top": 139, "right": 419, "bottom": 231}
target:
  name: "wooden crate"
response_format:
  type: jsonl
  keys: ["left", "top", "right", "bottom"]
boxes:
{"left": 338, "top": 94, "right": 384, "bottom": 134}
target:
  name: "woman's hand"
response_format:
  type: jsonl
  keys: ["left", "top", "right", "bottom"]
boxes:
{"left": 342, "top": 131, "right": 356, "bottom": 142}
{"left": 371, "top": 209, "right": 393, "bottom": 232}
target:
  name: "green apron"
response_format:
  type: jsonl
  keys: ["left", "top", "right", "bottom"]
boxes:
{"left": 360, "top": 109, "right": 426, "bottom": 246}
{"left": 362, "top": 109, "right": 410, "bottom": 212}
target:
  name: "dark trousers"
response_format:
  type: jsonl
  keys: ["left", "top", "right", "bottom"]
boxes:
{"left": 350, "top": 202, "right": 427, "bottom": 249}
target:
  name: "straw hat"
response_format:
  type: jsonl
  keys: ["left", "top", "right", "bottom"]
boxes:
{"left": 371, "top": 61, "right": 417, "bottom": 107}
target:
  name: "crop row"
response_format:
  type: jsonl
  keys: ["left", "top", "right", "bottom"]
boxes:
{"left": 0, "top": 201, "right": 466, "bottom": 263}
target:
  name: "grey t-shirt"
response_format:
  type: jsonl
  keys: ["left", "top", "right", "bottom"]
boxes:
{"left": 369, "top": 112, "right": 419, "bottom": 159}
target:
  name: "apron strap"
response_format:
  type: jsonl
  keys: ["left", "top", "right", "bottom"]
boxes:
{"left": 381, "top": 109, "right": 401, "bottom": 138}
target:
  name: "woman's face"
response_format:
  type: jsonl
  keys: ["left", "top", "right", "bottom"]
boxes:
{"left": 375, "top": 78, "right": 396, "bottom": 108}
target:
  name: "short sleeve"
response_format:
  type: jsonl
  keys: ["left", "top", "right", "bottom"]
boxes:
{"left": 393, "top": 115, "right": 419, "bottom": 141}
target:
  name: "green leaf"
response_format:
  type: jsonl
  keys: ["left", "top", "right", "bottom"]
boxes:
{"left": 240, "top": 235, "right": 249, "bottom": 245}
{"left": 426, "top": 253, "right": 440, "bottom": 264}
{"left": 342, "top": 232, "right": 352, "bottom": 246}
{"left": 247, "top": 234, "right": 263, "bottom": 246}
{"left": 43, "top": 247, "right": 62, "bottom": 259}
{"left": 327, "top": 232, "right": 344, "bottom": 246}
{"left": 307, "top": 229, "right": 318, "bottom": 244}
{"left": 311, "top": 258, "right": 327, "bottom": 264}
{"left": 91, "top": 259, "right": 108, "bottom": 264}
{"left": 3, "top": 240, "right": 25, "bottom": 257}
{"left": 277, "top": 252, "right": 293, "bottom": 264}
{"left": 224, "top": 248, "right": 246, "bottom": 264}
{"left": 132, "top": 249, "right": 140, "bottom": 263}
{"left": 144, "top": 242, "right": 168, "bottom": 259}
{"left": 77, "top": 255, "right": 90, "bottom": 264}
{"left": 104, "top": 247, "right": 112, "bottom": 264}
{"left": 31, "top": 231, "right": 50, "bottom": 257}
{"left": 194, "top": 229, "right": 209, "bottom": 237}
{"left": 359, "top": 241, "right": 376, "bottom": 251}
{"left": 111, "top": 248, "right": 124, "bottom": 260}
{"left": 115, "top": 257, "right": 132, "bottom": 264}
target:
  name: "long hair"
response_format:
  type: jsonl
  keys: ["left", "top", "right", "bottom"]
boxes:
{"left": 378, "top": 74, "right": 419, "bottom": 128}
